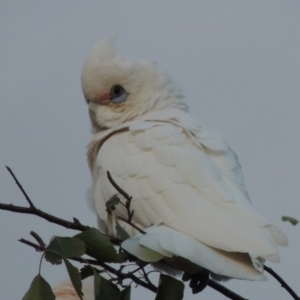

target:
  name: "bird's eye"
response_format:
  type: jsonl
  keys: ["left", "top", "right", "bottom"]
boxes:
{"left": 109, "top": 85, "right": 128, "bottom": 104}
{"left": 111, "top": 85, "right": 123, "bottom": 96}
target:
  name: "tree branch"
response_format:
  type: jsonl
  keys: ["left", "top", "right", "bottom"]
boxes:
{"left": 6, "top": 166, "right": 36, "bottom": 208}
{"left": 19, "top": 238, "right": 158, "bottom": 293}
{"left": 118, "top": 216, "right": 146, "bottom": 235}
{"left": 264, "top": 265, "right": 300, "bottom": 300}
{"left": 107, "top": 171, "right": 131, "bottom": 201}
{"left": 19, "top": 232, "right": 252, "bottom": 300}
{"left": 19, "top": 238, "right": 45, "bottom": 252}
{"left": 207, "top": 280, "right": 248, "bottom": 300}
{"left": 2, "top": 166, "right": 89, "bottom": 231}
{"left": 107, "top": 171, "right": 146, "bottom": 234}
{"left": 0, "top": 202, "right": 89, "bottom": 231}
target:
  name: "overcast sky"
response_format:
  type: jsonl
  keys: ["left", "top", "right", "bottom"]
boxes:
{"left": 1, "top": 1, "right": 300, "bottom": 299}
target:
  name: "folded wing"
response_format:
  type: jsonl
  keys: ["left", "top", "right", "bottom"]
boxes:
{"left": 91, "top": 113, "right": 287, "bottom": 280}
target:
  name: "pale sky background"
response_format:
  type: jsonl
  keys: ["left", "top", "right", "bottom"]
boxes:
{"left": 1, "top": 1, "right": 300, "bottom": 300}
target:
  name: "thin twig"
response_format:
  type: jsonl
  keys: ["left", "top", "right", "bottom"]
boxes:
{"left": 141, "top": 266, "right": 154, "bottom": 287}
{"left": 92, "top": 261, "right": 157, "bottom": 293}
{"left": 6, "top": 166, "right": 36, "bottom": 208}
{"left": 107, "top": 171, "right": 146, "bottom": 234}
{"left": 3, "top": 166, "right": 90, "bottom": 231}
{"left": 107, "top": 171, "right": 131, "bottom": 201}
{"left": 118, "top": 217, "right": 146, "bottom": 234}
{"left": 0, "top": 202, "right": 89, "bottom": 231}
{"left": 0, "top": 202, "right": 122, "bottom": 246}
{"left": 19, "top": 238, "right": 45, "bottom": 252}
{"left": 128, "top": 266, "right": 144, "bottom": 275}
{"left": 107, "top": 172, "right": 134, "bottom": 223}
{"left": 207, "top": 280, "right": 248, "bottom": 300}
{"left": 265, "top": 265, "right": 300, "bottom": 300}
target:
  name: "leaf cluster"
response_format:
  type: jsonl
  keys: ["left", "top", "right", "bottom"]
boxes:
{"left": 22, "top": 228, "right": 184, "bottom": 300}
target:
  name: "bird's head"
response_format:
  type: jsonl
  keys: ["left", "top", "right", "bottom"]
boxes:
{"left": 81, "top": 36, "right": 187, "bottom": 131}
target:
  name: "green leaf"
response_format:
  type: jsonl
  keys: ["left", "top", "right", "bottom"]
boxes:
{"left": 98, "top": 275, "right": 120, "bottom": 300}
{"left": 22, "top": 274, "right": 55, "bottom": 300}
{"left": 44, "top": 251, "right": 62, "bottom": 265}
{"left": 63, "top": 258, "right": 83, "bottom": 299}
{"left": 80, "top": 265, "right": 94, "bottom": 280}
{"left": 49, "top": 236, "right": 85, "bottom": 257}
{"left": 30, "top": 231, "right": 46, "bottom": 248}
{"left": 75, "top": 228, "right": 122, "bottom": 263}
{"left": 81, "top": 265, "right": 104, "bottom": 280}
{"left": 282, "top": 216, "right": 299, "bottom": 226}
{"left": 93, "top": 268, "right": 121, "bottom": 300}
{"left": 93, "top": 268, "right": 101, "bottom": 299}
{"left": 45, "top": 250, "right": 62, "bottom": 265}
{"left": 106, "top": 194, "right": 121, "bottom": 214}
{"left": 155, "top": 274, "right": 184, "bottom": 300}
{"left": 120, "top": 286, "right": 131, "bottom": 300}
{"left": 116, "top": 224, "right": 130, "bottom": 241}
{"left": 45, "top": 236, "right": 85, "bottom": 265}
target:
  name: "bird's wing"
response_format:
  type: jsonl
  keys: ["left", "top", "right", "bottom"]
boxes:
{"left": 92, "top": 115, "right": 287, "bottom": 265}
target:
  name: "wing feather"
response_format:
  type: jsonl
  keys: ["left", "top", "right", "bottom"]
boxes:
{"left": 90, "top": 113, "right": 287, "bottom": 279}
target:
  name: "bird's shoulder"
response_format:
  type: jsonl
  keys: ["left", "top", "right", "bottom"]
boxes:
{"left": 90, "top": 110, "right": 252, "bottom": 216}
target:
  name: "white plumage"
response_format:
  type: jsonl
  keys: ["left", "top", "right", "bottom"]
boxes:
{"left": 81, "top": 36, "right": 287, "bottom": 281}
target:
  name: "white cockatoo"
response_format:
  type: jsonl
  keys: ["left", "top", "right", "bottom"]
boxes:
{"left": 81, "top": 36, "right": 288, "bottom": 282}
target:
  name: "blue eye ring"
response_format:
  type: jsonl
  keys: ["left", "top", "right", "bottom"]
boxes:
{"left": 110, "top": 84, "right": 128, "bottom": 104}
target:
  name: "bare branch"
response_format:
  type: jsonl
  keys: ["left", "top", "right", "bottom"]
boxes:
{"left": 0, "top": 202, "right": 89, "bottom": 231}
{"left": 19, "top": 238, "right": 45, "bottom": 252}
{"left": 141, "top": 266, "right": 155, "bottom": 288}
{"left": 118, "top": 217, "right": 146, "bottom": 235}
{"left": 207, "top": 280, "right": 248, "bottom": 300}
{"left": 107, "top": 171, "right": 146, "bottom": 235}
{"left": 265, "top": 265, "right": 300, "bottom": 300}
{"left": 2, "top": 166, "right": 89, "bottom": 231}
{"left": 6, "top": 166, "right": 36, "bottom": 208}
{"left": 107, "top": 171, "right": 131, "bottom": 201}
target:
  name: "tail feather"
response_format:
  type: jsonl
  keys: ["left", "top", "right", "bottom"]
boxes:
{"left": 122, "top": 226, "right": 268, "bottom": 281}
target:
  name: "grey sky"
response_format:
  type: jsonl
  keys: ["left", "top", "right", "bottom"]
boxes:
{"left": 1, "top": 1, "right": 300, "bottom": 299}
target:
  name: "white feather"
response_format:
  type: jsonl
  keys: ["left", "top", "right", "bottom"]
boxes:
{"left": 122, "top": 234, "right": 164, "bottom": 262}
{"left": 122, "top": 226, "right": 267, "bottom": 280}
